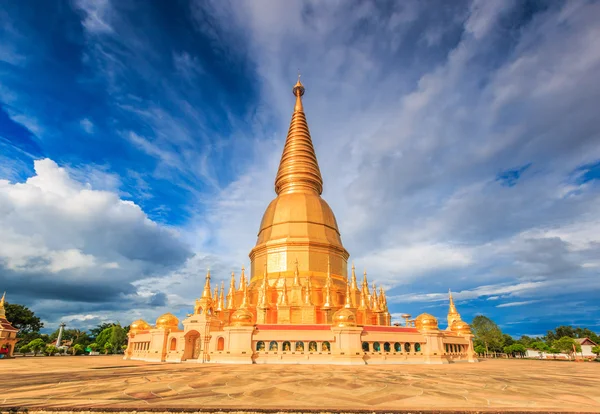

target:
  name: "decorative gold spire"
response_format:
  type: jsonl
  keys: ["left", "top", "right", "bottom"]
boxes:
{"left": 227, "top": 272, "right": 236, "bottom": 310}
{"left": 0, "top": 291, "right": 5, "bottom": 319}
{"left": 344, "top": 281, "right": 352, "bottom": 309}
{"left": 293, "top": 258, "right": 300, "bottom": 287}
{"left": 213, "top": 286, "right": 219, "bottom": 304}
{"left": 350, "top": 263, "right": 358, "bottom": 291}
{"left": 259, "top": 264, "right": 269, "bottom": 308}
{"left": 274, "top": 77, "right": 323, "bottom": 195}
{"left": 239, "top": 266, "right": 246, "bottom": 291}
{"left": 240, "top": 280, "right": 249, "bottom": 309}
{"left": 218, "top": 281, "right": 225, "bottom": 311}
{"left": 278, "top": 277, "right": 289, "bottom": 306}
{"left": 372, "top": 283, "right": 380, "bottom": 312}
{"left": 358, "top": 289, "right": 367, "bottom": 310}
{"left": 362, "top": 270, "right": 369, "bottom": 296}
{"left": 304, "top": 274, "right": 313, "bottom": 305}
{"left": 202, "top": 269, "right": 212, "bottom": 299}
{"left": 447, "top": 289, "right": 462, "bottom": 329}
{"left": 379, "top": 287, "right": 387, "bottom": 310}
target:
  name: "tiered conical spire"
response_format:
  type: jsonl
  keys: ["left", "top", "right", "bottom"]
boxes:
{"left": 202, "top": 269, "right": 212, "bottom": 299}
{"left": 274, "top": 75, "right": 323, "bottom": 195}
{"left": 239, "top": 266, "right": 246, "bottom": 291}
{"left": 227, "top": 272, "right": 236, "bottom": 310}
{"left": 0, "top": 292, "right": 5, "bottom": 319}
{"left": 278, "top": 277, "right": 289, "bottom": 306}
{"left": 218, "top": 282, "right": 225, "bottom": 311}
{"left": 447, "top": 289, "right": 462, "bottom": 329}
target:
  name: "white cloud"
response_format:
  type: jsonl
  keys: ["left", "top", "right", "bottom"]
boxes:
{"left": 80, "top": 118, "right": 94, "bottom": 134}
{"left": 497, "top": 300, "right": 541, "bottom": 308}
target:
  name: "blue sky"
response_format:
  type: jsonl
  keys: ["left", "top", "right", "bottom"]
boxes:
{"left": 1, "top": 0, "right": 599, "bottom": 337}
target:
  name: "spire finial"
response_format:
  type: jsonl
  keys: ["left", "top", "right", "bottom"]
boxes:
{"left": 274, "top": 77, "right": 322, "bottom": 195}
{"left": 344, "top": 281, "right": 352, "bottom": 309}
{"left": 0, "top": 292, "right": 5, "bottom": 318}
{"left": 227, "top": 272, "right": 236, "bottom": 310}
{"left": 202, "top": 269, "right": 212, "bottom": 299}
{"left": 239, "top": 266, "right": 246, "bottom": 291}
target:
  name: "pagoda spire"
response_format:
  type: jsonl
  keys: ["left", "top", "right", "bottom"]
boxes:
{"left": 0, "top": 292, "right": 5, "bottom": 319}
{"left": 239, "top": 266, "right": 246, "bottom": 291}
{"left": 447, "top": 289, "right": 462, "bottom": 329}
{"left": 323, "top": 257, "right": 333, "bottom": 308}
{"left": 278, "top": 276, "right": 289, "bottom": 306}
{"left": 344, "top": 281, "right": 352, "bottom": 309}
{"left": 240, "top": 280, "right": 249, "bottom": 309}
{"left": 227, "top": 272, "right": 236, "bottom": 310}
{"left": 218, "top": 281, "right": 225, "bottom": 311}
{"left": 274, "top": 76, "right": 323, "bottom": 195}
{"left": 304, "top": 274, "right": 313, "bottom": 305}
{"left": 372, "top": 283, "right": 380, "bottom": 312}
{"left": 202, "top": 269, "right": 212, "bottom": 299}
{"left": 350, "top": 263, "right": 358, "bottom": 291}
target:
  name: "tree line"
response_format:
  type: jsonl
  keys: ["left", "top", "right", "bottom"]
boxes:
{"left": 5, "top": 302, "right": 128, "bottom": 356}
{"left": 471, "top": 315, "right": 600, "bottom": 359}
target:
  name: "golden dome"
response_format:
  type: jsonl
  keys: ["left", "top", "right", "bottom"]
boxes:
{"left": 230, "top": 308, "right": 254, "bottom": 327}
{"left": 155, "top": 312, "right": 179, "bottom": 329}
{"left": 130, "top": 319, "right": 151, "bottom": 332}
{"left": 451, "top": 320, "right": 471, "bottom": 335}
{"left": 415, "top": 313, "right": 439, "bottom": 331}
{"left": 256, "top": 192, "right": 343, "bottom": 247}
{"left": 331, "top": 308, "right": 357, "bottom": 328}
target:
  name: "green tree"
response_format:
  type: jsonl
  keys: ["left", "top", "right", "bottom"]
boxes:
{"left": 19, "top": 344, "right": 31, "bottom": 354}
{"left": 27, "top": 338, "right": 46, "bottom": 356}
{"left": 531, "top": 341, "right": 548, "bottom": 358}
{"left": 71, "top": 344, "right": 85, "bottom": 355}
{"left": 511, "top": 343, "right": 526, "bottom": 358}
{"left": 44, "top": 345, "right": 59, "bottom": 356}
{"left": 471, "top": 315, "right": 503, "bottom": 356}
{"left": 109, "top": 325, "right": 127, "bottom": 353}
{"left": 474, "top": 344, "right": 485, "bottom": 355}
{"left": 4, "top": 302, "right": 44, "bottom": 345}
{"left": 591, "top": 346, "right": 600, "bottom": 358}
{"left": 90, "top": 323, "right": 115, "bottom": 340}
{"left": 95, "top": 328, "right": 113, "bottom": 348}
{"left": 502, "top": 334, "right": 514, "bottom": 347}
{"left": 552, "top": 336, "right": 582, "bottom": 360}
{"left": 104, "top": 341, "right": 114, "bottom": 355}
{"left": 89, "top": 342, "right": 99, "bottom": 352}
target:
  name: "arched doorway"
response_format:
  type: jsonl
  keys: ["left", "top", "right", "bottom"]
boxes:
{"left": 183, "top": 330, "right": 201, "bottom": 360}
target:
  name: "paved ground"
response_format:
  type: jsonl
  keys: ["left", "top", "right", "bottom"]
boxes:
{"left": 1, "top": 356, "right": 599, "bottom": 412}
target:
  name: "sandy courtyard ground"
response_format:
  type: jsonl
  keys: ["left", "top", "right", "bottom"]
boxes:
{"left": 1, "top": 356, "right": 599, "bottom": 412}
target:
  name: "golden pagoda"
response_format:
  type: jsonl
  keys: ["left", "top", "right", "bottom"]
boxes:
{"left": 0, "top": 292, "right": 19, "bottom": 358}
{"left": 125, "top": 79, "right": 476, "bottom": 365}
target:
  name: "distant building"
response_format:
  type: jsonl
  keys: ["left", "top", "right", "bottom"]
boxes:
{"left": 575, "top": 338, "right": 598, "bottom": 358}
{"left": 0, "top": 293, "right": 18, "bottom": 358}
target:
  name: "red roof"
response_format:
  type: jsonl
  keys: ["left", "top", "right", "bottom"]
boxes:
{"left": 0, "top": 317, "right": 18, "bottom": 332}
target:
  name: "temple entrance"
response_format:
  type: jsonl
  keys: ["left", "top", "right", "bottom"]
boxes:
{"left": 183, "top": 330, "right": 201, "bottom": 360}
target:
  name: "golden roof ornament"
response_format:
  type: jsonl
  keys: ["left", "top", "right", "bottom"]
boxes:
{"left": 274, "top": 76, "right": 323, "bottom": 195}
{"left": 278, "top": 276, "right": 289, "bottom": 306}
{"left": 239, "top": 266, "right": 246, "bottom": 291}
{"left": 304, "top": 274, "right": 313, "bottom": 305}
{"left": 213, "top": 286, "right": 219, "bottom": 304}
{"left": 350, "top": 263, "right": 358, "bottom": 291}
{"left": 218, "top": 281, "right": 225, "bottom": 311}
{"left": 0, "top": 291, "right": 5, "bottom": 319}
{"left": 202, "top": 269, "right": 212, "bottom": 299}
{"left": 372, "top": 284, "right": 380, "bottom": 312}
{"left": 447, "top": 289, "right": 463, "bottom": 329}
{"left": 344, "top": 281, "right": 352, "bottom": 309}
{"left": 240, "top": 280, "right": 249, "bottom": 309}
{"left": 358, "top": 289, "right": 367, "bottom": 310}
{"left": 227, "top": 272, "right": 236, "bottom": 310}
